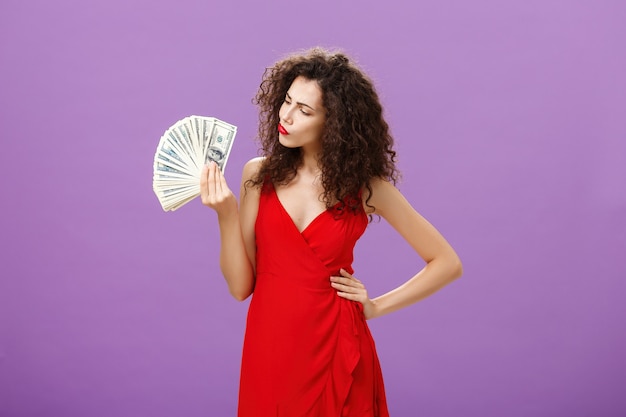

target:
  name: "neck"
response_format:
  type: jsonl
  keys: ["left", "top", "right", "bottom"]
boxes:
{"left": 300, "top": 148, "right": 321, "bottom": 176}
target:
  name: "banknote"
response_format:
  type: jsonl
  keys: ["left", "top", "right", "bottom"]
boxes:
{"left": 204, "top": 119, "right": 236, "bottom": 171}
{"left": 152, "top": 116, "right": 237, "bottom": 211}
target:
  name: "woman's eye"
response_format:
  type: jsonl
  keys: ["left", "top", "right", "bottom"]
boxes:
{"left": 300, "top": 108, "right": 310, "bottom": 116}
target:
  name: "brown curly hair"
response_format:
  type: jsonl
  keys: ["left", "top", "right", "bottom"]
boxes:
{"left": 248, "top": 47, "right": 399, "bottom": 213}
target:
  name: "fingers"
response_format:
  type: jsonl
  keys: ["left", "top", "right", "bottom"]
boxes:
{"left": 200, "top": 164, "right": 209, "bottom": 200}
{"left": 208, "top": 161, "right": 217, "bottom": 196}
{"left": 330, "top": 268, "right": 368, "bottom": 302}
{"left": 331, "top": 269, "right": 378, "bottom": 320}
{"left": 331, "top": 269, "right": 363, "bottom": 287}
{"left": 201, "top": 162, "right": 229, "bottom": 207}
{"left": 330, "top": 277, "right": 364, "bottom": 289}
{"left": 339, "top": 268, "right": 352, "bottom": 279}
{"left": 332, "top": 284, "right": 366, "bottom": 303}
{"left": 218, "top": 165, "right": 228, "bottom": 194}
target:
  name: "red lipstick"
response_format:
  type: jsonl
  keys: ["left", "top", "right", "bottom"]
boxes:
{"left": 278, "top": 123, "right": 289, "bottom": 135}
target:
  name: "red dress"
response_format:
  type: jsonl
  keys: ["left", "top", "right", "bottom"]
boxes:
{"left": 237, "top": 183, "right": 389, "bottom": 417}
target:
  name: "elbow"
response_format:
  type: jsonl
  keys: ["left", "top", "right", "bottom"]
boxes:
{"left": 222, "top": 269, "right": 255, "bottom": 301}
{"left": 230, "top": 288, "right": 252, "bottom": 302}
{"left": 451, "top": 255, "right": 463, "bottom": 280}
{"left": 435, "top": 251, "right": 463, "bottom": 282}
{"left": 228, "top": 280, "right": 254, "bottom": 301}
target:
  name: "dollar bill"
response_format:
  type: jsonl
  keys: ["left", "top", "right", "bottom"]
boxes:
{"left": 152, "top": 115, "right": 237, "bottom": 212}
{"left": 198, "top": 117, "right": 215, "bottom": 159}
{"left": 154, "top": 145, "right": 195, "bottom": 176}
{"left": 204, "top": 118, "right": 236, "bottom": 171}
{"left": 174, "top": 121, "right": 201, "bottom": 171}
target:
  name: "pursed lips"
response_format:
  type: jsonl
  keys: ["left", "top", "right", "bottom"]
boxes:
{"left": 278, "top": 123, "right": 289, "bottom": 135}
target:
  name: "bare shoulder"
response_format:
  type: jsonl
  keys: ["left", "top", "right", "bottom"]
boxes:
{"left": 239, "top": 157, "right": 265, "bottom": 207}
{"left": 363, "top": 177, "right": 408, "bottom": 216}
{"left": 242, "top": 157, "right": 265, "bottom": 181}
{"left": 240, "top": 157, "right": 265, "bottom": 197}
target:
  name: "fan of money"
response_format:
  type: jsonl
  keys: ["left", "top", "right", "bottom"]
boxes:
{"left": 152, "top": 115, "right": 237, "bottom": 211}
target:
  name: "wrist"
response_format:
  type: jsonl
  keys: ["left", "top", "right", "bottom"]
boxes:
{"left": 215, "top": 198, "right": 238, "bottom": 219}
{"left": 364, "top": 298, "right": 381, "bottom": 320}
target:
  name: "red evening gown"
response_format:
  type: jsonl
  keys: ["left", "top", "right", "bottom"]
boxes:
{"left": 237, "top": 182, "right": 389, "bottom": 417}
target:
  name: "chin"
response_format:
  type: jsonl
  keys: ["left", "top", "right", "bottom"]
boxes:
{"left": 278, "top": 136, "right": 298, "bottom": 148}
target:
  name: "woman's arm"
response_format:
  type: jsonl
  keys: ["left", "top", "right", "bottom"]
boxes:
{"left": 331, "top": 178, "right": 463, "bottom": 319}
{"left": 200, "top": 158, "right": 262, "bottom": 301}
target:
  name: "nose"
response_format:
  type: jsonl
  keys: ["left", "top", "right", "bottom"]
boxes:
{"left": 280, "top": 104, "right": 294, "bottom": 125}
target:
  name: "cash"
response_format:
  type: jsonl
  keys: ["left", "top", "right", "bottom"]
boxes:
{"left": 152, "top": 115, "right": 237, "bottom": 211}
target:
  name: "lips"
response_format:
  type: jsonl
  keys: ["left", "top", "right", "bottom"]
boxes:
{"left": 278, "top": 123, "right": 289, "bottom": 135}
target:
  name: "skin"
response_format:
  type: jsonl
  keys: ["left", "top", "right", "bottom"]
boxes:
{"left": 200, "top": 76, "right": 463, "bottom": 319}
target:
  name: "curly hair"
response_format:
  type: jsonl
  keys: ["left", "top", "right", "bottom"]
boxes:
{"left": 248, "top": 47, "right": 399, "bottom": 213}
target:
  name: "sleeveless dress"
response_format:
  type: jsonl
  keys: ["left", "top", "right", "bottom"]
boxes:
{"left": 237, "top": 182, "right": 389, "bottom": 417}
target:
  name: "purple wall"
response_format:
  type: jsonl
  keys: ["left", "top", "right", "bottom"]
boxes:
{"left": 1, "top": 0, "right": 625, "bottom": 416}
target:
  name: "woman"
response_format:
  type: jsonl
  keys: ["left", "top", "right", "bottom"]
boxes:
{"left": 201, "top": 48, "right": 462, "bottom": 417}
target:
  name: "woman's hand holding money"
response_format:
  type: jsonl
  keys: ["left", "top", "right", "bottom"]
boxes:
{"left": 201, "top": 162, "right": 237, "bottom": 218}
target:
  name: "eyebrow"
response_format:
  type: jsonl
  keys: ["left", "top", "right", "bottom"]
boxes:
{"left": 286, "top": 92, "right": 317, "bottom": 112}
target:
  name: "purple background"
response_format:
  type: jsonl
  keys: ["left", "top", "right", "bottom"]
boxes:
{"left": 1, "top": 0, "right": 625, "bottom": 416}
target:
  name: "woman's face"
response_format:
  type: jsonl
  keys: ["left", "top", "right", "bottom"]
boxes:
{"left": 278, "top": 76, "right": 326, "bottom": 153}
